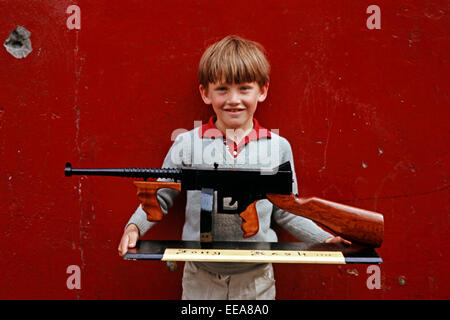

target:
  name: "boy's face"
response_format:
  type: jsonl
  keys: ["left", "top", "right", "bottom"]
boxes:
{"left": 199, "top": 81, "right": 269, "bottom": 131}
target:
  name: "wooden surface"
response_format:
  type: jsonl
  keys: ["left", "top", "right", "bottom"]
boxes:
{"left": 267, "top": 194, "right": 384, "bottom": 247}
{"left": 239, "top": 201, "right": 259, "bottom": 238}
{"left": 124, "top": 240, "right": 382, "bottom": 264}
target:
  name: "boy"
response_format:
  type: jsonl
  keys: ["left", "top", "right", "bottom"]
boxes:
{"left": 118, "top": 35, "right": 347, "bottom": 300}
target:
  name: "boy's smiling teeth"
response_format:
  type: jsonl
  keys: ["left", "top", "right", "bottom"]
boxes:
{"left": 224, "top": 107, "right": 244, "bottom": 113}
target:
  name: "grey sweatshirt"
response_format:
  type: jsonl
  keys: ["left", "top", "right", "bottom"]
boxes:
{"left": 126, "top": 125, "right": 332, "bottom": 274}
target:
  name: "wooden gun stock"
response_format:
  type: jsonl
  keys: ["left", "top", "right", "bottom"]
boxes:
{"left": 134, "top": 181, "right": 181, "bottom": 221}
{"left": 266, "top": 194, "right": 384, "bottom": 247}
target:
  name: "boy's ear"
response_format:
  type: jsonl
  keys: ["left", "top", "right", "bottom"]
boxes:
{"left": 199, "top": 84, "right": 212, "bottom": 105}
{"left": 258, "top": 82, "right": 270, "bottom": 102}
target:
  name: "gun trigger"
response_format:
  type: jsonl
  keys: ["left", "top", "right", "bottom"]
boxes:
{"left": 222, "top": 197, "right": 238, "bottom": 211}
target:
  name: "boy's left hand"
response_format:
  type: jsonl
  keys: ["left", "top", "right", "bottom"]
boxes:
{"left": 324, "top": 236, "right": 352, "bottom": 246}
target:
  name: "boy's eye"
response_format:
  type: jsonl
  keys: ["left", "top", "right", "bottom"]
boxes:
{"left": 240, "top": 83, "right": 254, "bottom": 91}
{"left": 216, "top": 87, "right": 228, "bottom": 91}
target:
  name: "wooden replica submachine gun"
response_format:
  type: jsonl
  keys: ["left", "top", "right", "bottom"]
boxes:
{"left": 65, "top": 161, "right": 384, "bottom": 264}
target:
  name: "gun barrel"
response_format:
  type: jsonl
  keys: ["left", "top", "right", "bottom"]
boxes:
{"left": 64, "top": 162, "right": 182, "bottom": 180}
{"left": 65, "top": 161, "right": 294, "bottom": 195}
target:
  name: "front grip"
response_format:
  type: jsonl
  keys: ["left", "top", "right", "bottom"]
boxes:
{"left": 134, "top": 181, "right": 181, "bottom": 222}
{"left": 239, "top": 201, "right": 259, "bottom": 238}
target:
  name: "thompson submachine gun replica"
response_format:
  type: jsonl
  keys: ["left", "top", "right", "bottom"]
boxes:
{"left": 65, "top": 161, "right": 384, "bottom": 247}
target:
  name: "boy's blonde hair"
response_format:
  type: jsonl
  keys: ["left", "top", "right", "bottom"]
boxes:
{"left": 198, "top": 35, "right": 270, "bottom": 88}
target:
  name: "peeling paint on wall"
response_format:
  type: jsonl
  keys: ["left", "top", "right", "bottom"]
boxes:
{"left": 3, "top": 25, "right": 32, "bottom": 59}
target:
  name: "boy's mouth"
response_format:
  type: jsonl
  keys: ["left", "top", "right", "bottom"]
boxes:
{"left": 224, "top": 108, "right": 245, "bottom": 114}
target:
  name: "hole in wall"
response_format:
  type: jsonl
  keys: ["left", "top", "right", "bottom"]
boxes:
{"left": 4, "top": 25, "right": 32, "bottom": 59}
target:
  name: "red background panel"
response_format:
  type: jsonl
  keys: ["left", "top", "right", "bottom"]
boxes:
{"left": 0, "top": 0, "right": 448, "bottom": 299}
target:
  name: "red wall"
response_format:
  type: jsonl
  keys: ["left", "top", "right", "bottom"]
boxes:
{"left": 0, "top": 0, "right": 448, "bottom": 299}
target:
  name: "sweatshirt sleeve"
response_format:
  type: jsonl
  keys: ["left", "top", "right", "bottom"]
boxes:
{"left": 272, "top": 138, "right": 333, "bottom": 243}
{"left": 125, "top": 134, "right": 187, "bottom": 237}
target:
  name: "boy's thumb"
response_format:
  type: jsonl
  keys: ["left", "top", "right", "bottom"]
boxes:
{"left": 128, "top": 235, "right": 136, "bottom": 248}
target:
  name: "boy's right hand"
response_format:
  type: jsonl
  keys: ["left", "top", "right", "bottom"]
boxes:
{"left": 118, "top": 224, "right": 139, "bottom": 257}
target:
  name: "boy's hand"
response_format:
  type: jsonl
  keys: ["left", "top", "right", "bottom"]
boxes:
{"left": 118, "top": 224, "right": 139, "bottom": 257}
{"left": 324, "top": 236, "right": 352, "bottom": 246}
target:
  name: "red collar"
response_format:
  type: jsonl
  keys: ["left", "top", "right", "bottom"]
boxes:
{"left": 198, "top": 116, "right": 271, "bottom": 158}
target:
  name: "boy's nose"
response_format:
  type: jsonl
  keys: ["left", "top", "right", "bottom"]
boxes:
{"left": 226, "top": 90, "right": 241, "bottom": 105}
